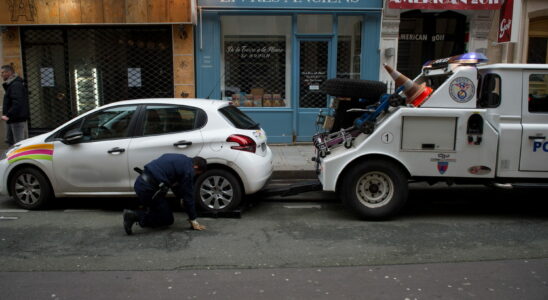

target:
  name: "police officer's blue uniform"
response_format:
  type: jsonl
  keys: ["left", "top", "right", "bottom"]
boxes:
{"left": 133, "top": 153, "right": 198, "bottom": 228}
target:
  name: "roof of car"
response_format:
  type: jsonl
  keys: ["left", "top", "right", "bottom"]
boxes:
{"left": 104, "top": 98, "right": 231, "bottom": 109}
{"left": 478, "top": 63, "right": 548, "bottom": 71}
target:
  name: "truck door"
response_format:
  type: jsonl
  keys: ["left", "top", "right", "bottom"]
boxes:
{"left": 520, "top": 72, "right": 548, "bottom": 171}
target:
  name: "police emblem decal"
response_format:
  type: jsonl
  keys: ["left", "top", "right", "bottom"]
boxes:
{"left": 449, "top": 77, "right": 475, "bottom": 103}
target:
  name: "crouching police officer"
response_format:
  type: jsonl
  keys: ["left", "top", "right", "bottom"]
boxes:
{"left": 123, "top": 153, "right": 207, "bottom": 235}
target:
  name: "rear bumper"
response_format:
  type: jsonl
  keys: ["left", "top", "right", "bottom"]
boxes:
{"left": 234, "top": 146, "right": 273, "bottom": 194}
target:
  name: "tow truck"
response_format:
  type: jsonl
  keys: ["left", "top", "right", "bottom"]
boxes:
{"left": 307, "top": 53, "right": 548, "bottom": 220}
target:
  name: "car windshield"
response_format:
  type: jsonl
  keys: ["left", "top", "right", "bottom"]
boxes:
{"left": 219, "top": 105, "right": 260, "bottom": 129}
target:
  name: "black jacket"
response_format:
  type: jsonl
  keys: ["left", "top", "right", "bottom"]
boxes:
{"left": 3, "top": 77, "right": 29, "bottom": 123}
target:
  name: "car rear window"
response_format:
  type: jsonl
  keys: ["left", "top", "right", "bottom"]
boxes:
{"left": 219, "top": 105, "right": 260, "bottom": 129}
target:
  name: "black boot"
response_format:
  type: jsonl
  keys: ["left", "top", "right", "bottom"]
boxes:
{"left": 123, "top": 209, "right": 138, "bottom": 235}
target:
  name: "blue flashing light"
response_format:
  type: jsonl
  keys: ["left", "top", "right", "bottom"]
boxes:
{"left": 451, "top": 52, "right": 488, "bottom": 64}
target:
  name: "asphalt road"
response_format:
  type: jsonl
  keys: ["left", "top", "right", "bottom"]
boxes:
{"left": 1, "top": 183, "right": 547, "bottom": 299}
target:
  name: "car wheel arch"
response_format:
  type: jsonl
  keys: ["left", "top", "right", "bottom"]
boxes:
{"left": 7, "top": 163, "right": 55, "bottom": 197}
{"left": 335, "top": 154, "right": 410, "bottom": 195}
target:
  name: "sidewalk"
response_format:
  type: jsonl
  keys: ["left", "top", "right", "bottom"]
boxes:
{"left": 269, "top": 143, "right": 316, "bottom": 179}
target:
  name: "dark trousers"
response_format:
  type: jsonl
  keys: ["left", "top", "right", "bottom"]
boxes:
{"left": 134, "top": 177, "right": 174, "bottom": 228}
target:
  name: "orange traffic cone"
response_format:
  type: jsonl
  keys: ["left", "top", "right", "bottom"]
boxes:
{"left": 384, "top": 64, "right": 433, "bottom": 107}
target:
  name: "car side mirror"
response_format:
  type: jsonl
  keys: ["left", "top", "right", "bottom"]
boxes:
{"left": 63, "top": 129, "right": 84, "bottom": 144}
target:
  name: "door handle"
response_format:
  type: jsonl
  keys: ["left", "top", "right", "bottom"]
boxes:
{"left": 529, "top": 136, "right": 546, "bottom": 140}
{"left": 107, "top": 147, "right": 126, "bottom": 154}
{"left": 174, "top": 140, "right": 192, "bottom": 148}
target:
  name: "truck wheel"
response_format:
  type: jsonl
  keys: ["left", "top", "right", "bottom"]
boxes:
{"left": 194, "top": 169, "right": 242, "bottom": 212}
{"left": 323, "top": 78, "right": 387, "bottom": 105}
{"left": 342, "top": 160, "right": 408, "bottom": 220}
{"left": 9, "top": 167, "right": 53, "bottom": 210}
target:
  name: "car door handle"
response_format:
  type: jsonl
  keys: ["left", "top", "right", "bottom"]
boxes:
{"left": 107, "top": 147, "right": 126, "bottom": 154}
{"left": 529, "top": 136, "right": 546, "bottom": 140}
{"left": 174, "top": 140, "right": 192, "bottom": 148}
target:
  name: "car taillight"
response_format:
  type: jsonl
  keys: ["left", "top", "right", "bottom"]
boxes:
{"left": 226, "top": 134, "right": 256, "bottom": 153}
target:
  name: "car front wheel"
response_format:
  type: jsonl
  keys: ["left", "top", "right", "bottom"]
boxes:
{"left": 9, "top": 167, "right": 53, "bottom": 210}
{"left": 195, "top": 169, "right": 242, "bottom": 212}
{"left": 342, "top": 160, "right": 408, "bottom": 220}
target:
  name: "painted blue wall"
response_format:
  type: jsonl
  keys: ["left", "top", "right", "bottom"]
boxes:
{"left": 195, "top": 9, "right": 382, "bottom": 143}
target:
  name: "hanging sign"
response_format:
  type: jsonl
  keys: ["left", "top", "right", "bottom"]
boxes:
{"left": 498, "top": 0, "right": 521, "bottom": 43}
{"left": 388, "top": 0, "right": 502, "bottom": 10}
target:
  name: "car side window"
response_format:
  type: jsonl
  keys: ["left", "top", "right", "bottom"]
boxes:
{"left": 64, "top": 105, "right": 137, "bottom": 142}
{"left": 529, "top": 74, "right": 548, "bottom": 113}
{"left": 143, "top": 105, "right": 197, "bottom": 135}
{"left": 478, "top": 73, "right": 501, "bottom": 108}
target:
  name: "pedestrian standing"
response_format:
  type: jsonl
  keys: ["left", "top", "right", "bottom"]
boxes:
{"left": 123, "top": 153, "right": 207, "bottom": 235}
{"left": 1, "top": 64, "right": 29, "bottom": 146}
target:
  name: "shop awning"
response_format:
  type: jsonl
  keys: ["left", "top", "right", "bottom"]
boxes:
{"left": 388, "top": 0, "right": 503, "bottom": 10}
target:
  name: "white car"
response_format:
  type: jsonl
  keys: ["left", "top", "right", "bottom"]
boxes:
{"left": 0, "top": 98, "right": 273, "bottom": 213}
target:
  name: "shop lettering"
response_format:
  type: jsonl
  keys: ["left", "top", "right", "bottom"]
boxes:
{"left": 533, "top": 141, "right": 548, "bottom": 152}
{"left": 226, "top": 45, "right": 284, "bottom": 59}
{"left": 399, "top": 33, "right": 445, "bottom": 42}
{"left": 499, "top": 18, "right": 512, "bottom": 39}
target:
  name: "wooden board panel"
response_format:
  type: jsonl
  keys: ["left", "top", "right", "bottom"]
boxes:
{"left": 168, "top": 0, "right": 190, "bottom": 23}
{"left": 148, "top": 0, "right": 166, "bottom": 23}
{"left": 172, "top": 24, "right": 194, "bottom": 55}
{"left": 175, "top": 85, "right": 195, "bottom": 98}
{"left": 2, "top": 27, "right": 21, "bottom": 58}
{"left": 59, "top": 0, "right": 82, "bottom": 23}
{"left": 35, "top": 0, "right": 61, "bottom": 24}
{"left": 103, "top": 0, "right": 125, "bottom": 23}
{"left": 174, "top": 55, "right": 194, "bottom": 85}
{"left": 81, "top": 0, "right": 104, "bottom": 23}
{"left": 126, "top": 0, "right": 148, "bottom": 23}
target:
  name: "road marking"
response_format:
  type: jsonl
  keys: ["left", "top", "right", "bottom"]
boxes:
{"left": 283, "top": 204, "right": 322, "bottom": 209}
{"left": 0, "top": 209, "right": 28, "bottom": 213}
{"left": 0, "top": 216, "right": 19, "bottom": 220}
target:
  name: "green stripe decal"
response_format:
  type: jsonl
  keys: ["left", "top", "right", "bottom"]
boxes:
{"left": 8, "top": 154, "right": 53, "bottom": 164}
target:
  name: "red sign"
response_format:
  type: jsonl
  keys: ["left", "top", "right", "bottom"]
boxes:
{"left": 498, "top": 0, "right": 514, "bottom": 43}
{"left": 388, "top": 0, "right": 502, "bottom": 10}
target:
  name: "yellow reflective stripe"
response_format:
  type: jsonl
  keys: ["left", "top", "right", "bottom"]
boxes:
{"left": 10, "top": 144, "right": 54, "bottom": 155}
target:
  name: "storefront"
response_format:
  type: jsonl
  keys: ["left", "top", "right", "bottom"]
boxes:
{"left": 196, "top": 0, "right": 383, "bottom": 143}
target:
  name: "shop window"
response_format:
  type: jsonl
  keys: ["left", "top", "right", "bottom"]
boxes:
{"left": 221, "top": 16, "right": 291, "bottom": 108}
{"left": 529, "top": 74, "right": 548, "bottom": 113}
{"left": 337, "top": 16, "right": 362, "bottom": 79}
{"left": 297, "top": 14, "right": 332, "bottom": 34}
{"left": 528, "top": 17, "right": 548, "bottom": 64}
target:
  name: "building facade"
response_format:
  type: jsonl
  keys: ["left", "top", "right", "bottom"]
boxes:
{"left": 0, "top": 0, "right": 196, "bottom": 142}
{"left": 195, "top": 0, "right": 384, "bottom": 143}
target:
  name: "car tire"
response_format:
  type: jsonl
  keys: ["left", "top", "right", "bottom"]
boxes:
{"left": 323, "top": 78, "right": 387, "bottom": 104}
{"left": 9, "top": 167, "right": 53, "bottom": 210}
{"left": 195, "top": 169, "right": 242, "bottom": 212}
{"left": 342, "top": 160, "right": 408, "bottom": 220}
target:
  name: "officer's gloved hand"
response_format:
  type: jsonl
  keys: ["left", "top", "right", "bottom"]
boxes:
{"left": 189, "top": 219, "right": 206, "bottom": 231}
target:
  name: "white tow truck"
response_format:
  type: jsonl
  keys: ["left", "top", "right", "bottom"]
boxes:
{"left": 313, "top": 53, "right": 548, "bottom": 220}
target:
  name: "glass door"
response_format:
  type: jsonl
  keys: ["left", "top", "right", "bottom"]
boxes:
{"left": 296, "top": 38, "right": 331, "bottom": 141}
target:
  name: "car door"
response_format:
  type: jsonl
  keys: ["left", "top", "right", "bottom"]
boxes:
{"left": 520, "top": 71, "right": 548, "bottom": 171}
{"left": 52, "top": 105, "right": 139, "bottom": 193}
{"left": 127, "top": 104, "right": 204, "bottom": 184}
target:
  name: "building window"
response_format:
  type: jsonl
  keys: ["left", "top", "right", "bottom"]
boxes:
{"left": 221, "top": 15, "right": 291, "bottom": 107}
{"left": 528, "top": 17, "right": 548, "bottom": 64}
{"left": 337, "top": 16, "right": 362, "bottom": 79}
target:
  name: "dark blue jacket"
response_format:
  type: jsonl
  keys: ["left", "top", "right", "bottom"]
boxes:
{"left": 2, "top": 77, "right": 29, "bottom": 124}
{"left": 144, "top": 153, "right": 197, "bottom": 220}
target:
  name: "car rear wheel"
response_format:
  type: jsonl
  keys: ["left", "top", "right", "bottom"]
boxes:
{"left": 9, "top": 167, "right": 53, "bottom": 210}
{"left": 195, "top": 169, "right": 242, "bottom": 212}
{"left": 342, "top": 160, "right": 408, "bottom": 220}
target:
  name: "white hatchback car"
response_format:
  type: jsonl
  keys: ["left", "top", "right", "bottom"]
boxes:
{"left": 0, "top": 98, "right": 273, "bottom": 213}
